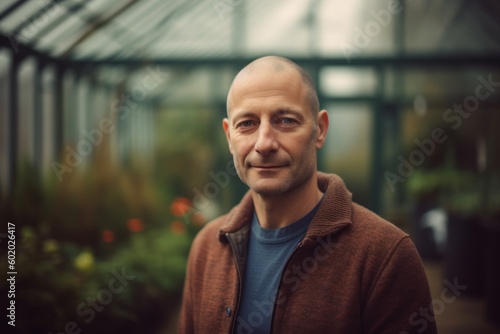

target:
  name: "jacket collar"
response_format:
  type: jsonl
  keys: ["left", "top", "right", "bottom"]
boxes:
{"left": 218, "top": 172, "right": 353, "bottom": 243}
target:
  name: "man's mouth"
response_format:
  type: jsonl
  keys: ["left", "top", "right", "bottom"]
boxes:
{"left": 251, "top": 165, "right": 286, "bottom": 170}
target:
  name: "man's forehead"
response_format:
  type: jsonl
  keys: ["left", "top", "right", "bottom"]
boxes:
{"left": 227, "top": 56, "right": 312, "bottom": 116}
{"left": 231, "top": 62, "right": 301, "bottom": 93}
{"left": 229, "top": 68, "right": 304, "bottom": 105}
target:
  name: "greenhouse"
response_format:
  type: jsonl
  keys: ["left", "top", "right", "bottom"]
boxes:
{"left": 1, "top": 0, "right": 500, "bottom": 333}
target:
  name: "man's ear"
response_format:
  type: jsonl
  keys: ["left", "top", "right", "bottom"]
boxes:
{"left": 222, "top": 118, "right": 233, "bottom": 154}
{"left": 315, "top": 110, "right": 329, "bottom": 149}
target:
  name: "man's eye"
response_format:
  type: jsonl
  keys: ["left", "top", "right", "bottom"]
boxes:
{"left": 281, "top": 118, "right": 295, "bottom": 125}
{"left": 238, "top": 120, "right": 254, "bottom": 128}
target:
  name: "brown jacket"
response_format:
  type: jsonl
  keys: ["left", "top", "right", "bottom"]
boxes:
{"left": 178, "top": 172, "right": 437, "bottom": 334}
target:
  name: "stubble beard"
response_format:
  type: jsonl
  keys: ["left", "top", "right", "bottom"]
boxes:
{"left": 233, "top": 152, "right": 317, "bottom": 197}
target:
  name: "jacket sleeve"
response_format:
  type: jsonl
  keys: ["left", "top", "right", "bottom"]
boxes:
{"left": 363, "top": 236, "right": 438, "bottom": 334}
{"left": 177, "top": 243, "right": 196, "bottom": 334}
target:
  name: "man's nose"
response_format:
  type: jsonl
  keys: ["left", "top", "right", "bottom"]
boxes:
{"left": 255, "top": 123, "right": 279, "bottom": 155}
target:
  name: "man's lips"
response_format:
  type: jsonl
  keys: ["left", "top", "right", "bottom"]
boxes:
{"left": 250, "top": 165, "right": 287, "bottom": 170}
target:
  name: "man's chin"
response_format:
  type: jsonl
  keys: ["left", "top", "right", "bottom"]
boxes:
{"left": 248, "top": 179, "right": 292, "bottom": 196}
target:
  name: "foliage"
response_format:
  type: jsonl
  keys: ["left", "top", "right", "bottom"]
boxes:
{"left": 404, "top": 113, "right": 500, "bottom": 220}
{"left": 78, "top": 228, "right": 192, "bottom": 333}
{"left": 0, "top": 103, "right": 235, "bottom": 333}
{"left": 407, "top": 169, "right": 500, "bottom": 219}
{"left": 0, "top": 147, "right": 208, "bottom": 334}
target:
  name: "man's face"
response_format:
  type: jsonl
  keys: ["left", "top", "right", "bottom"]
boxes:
{"left": 223, "top": 65, "right": 328, "bottom": 196}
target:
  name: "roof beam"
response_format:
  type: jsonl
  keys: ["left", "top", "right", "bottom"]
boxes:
{"left": 1, "top": 33, "right": 500, "bottom": 69}
{"left": 0, "top": 33, "right": 56, "bottom": 63}
{"left": 0, "top": 0, "right": 29, "bottom": 21}
{"left": 61, "top": 54, "right": 500, "bottom": 68}
{"left": 11, "top": 0, "right": 71, "bottom": 35}
{"left": 61, "top": 0, "right": 140, "bottom": 58}
{"left": 25, "top": 1, "right": 87, "bottom": 48}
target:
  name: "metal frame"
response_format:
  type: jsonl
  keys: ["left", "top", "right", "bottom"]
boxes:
{"left": 0, "top": 29, "right": 500, "bottom": 212}
{"left": 0, "top": 0, "right": 29, "bottom": 22}
{"left": 2, "top": 23, "right": 500, "bottom": 210}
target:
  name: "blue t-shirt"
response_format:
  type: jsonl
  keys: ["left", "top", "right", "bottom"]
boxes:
{"left": 234, "top": 201, "right": 322, "bottom": 334}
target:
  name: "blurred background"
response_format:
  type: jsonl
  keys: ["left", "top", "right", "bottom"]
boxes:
{"left": 0, "top": 0, "right": 499, "bottom": 333}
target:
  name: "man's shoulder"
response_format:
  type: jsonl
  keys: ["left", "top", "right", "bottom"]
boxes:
{"left": 351, "top": 203, "right": 407, "bottom": 236}
{"left": 348, "top": 202, "right": 410, "bottom": 251}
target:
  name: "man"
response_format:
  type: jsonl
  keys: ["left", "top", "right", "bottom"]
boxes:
{"left": 178, "top": 56, "right": 437, "bottom": 334}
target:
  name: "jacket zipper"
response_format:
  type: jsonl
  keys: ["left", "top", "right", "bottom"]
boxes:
{"left": 269, "top": 241, "right": 303, "bottom": 333}
{"left": 227, "top": 233, "right": 244, "bottom": 334}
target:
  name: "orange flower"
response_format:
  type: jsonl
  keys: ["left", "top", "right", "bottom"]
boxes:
{"left": 171, "top": 197, "right": 192, "bottom": 217}
{"left": 128, "top": 218, "right": 144, "bottom": 233}
{"left": 102, "top": 230, "right": 115, "bottom": 243}
{"left": 171, "top": 221, "right": 186, "bottom": 235}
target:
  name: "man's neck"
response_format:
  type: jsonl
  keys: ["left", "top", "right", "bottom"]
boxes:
{"left": 251, "top": 175, "right": 323, "bottom": 229}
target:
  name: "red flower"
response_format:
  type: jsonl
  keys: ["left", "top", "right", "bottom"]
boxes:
{"left": 102, "top": 230, "right": 115, "bottom": 243}
{"left": 171, "top": 197, "right": 192, "bottom": 217}
{"left": 128, "top": 218, "right": 144, "bottom": 233}
{"left": 171, "top": 221, "right": 186, "bottom": 235}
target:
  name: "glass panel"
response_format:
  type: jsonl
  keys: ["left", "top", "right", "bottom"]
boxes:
{"left": 316, "top": 0, "right": 364, "bottom": 56}
{"left": 403, "top": 68, "right": 499, "bottom": 99}
{"left": 149, "top": 1, "right": 231, "bottom": 58}
{"left": 73, "top": 0, "right": 166, "bottom": 59}
{"left": 62, "top": 70, "right": 75, "bottom": 143}
{"left": 17, "top": 57, "right": 36, "bottom": 161}
{"left": 35, "top": 14, "right": 88, "bottom": 54}
{"left": 0, "top": 50, "right": 11, "bottom": 194}
{"left": 322, "top": 103, "right": 373, "bottom": 206}
{"left": 0, "top": 0, "right": 43, "bottom": 32}
{"left": 157, "top": 67, "right": 212, "bottom": 105}
{"left": 246, "top": 1, "right": 309, "bottom": 55}
{"left": 0, "top": 0, "right": 18, "bottom": 14}
{"left": 75, "top": 33, "right": 125, "bottom": 60}
{"left": 41, "top": 64, "right": 55, "bottom": 176}
{"left": 320, "top": 67, "right": 377, "bottom": 97}
{"left": 34, "top": 0, "right": 122, "bottom": 56}
{"left": 84, "top": 0, "right": 119, "bottom": 13}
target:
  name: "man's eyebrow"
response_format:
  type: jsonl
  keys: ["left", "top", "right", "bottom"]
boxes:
{"left": 230, "top": 111, "right": 257, "bottom": 125}
{"left": 273, "top": 108, "right": 305, "bottom": 120}
{"left": 229, "top": 108, "right": 306, "bottom": 125}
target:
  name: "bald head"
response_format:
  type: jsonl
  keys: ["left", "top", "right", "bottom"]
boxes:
{"left": 226, "top": 56, "right": 320, "bottom": 116}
